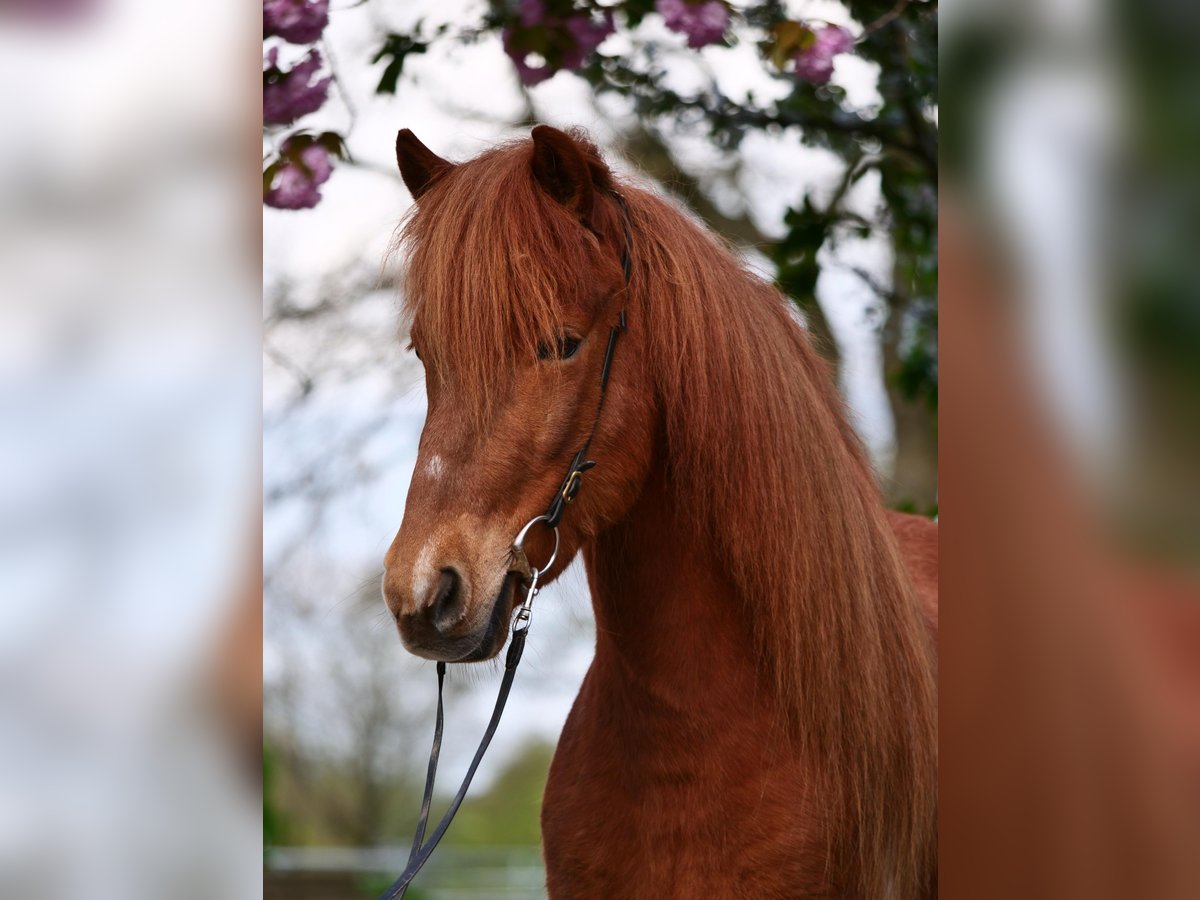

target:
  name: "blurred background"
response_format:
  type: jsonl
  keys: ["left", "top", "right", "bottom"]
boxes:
{"left": 940, "top": 1, "right": 1200, "bottom": 896}
{"left": 262, "top": 1, "right": 936, "bottom": 897}
{"left": 0, "top": 2, "right": 261, "bottom": 899}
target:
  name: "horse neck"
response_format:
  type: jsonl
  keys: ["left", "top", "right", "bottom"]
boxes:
{"left": 583, "top": 452, "right": 766, "bottom": 712}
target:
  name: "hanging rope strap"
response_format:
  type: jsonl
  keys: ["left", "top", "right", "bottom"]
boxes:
{"left": 379, "top": 628, "right": 528, "bottom": 899}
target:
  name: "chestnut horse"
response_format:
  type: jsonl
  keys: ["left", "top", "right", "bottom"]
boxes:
{"left": 382, "top": 126, "right": 938, "bottom": 899}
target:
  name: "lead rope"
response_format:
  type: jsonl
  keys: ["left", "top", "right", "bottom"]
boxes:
{"left": 407, "top": 661, "right": 444, "bottom": 859}
{"left": 379, "top": 191, "right": 633, "bottom": 900}
{"left": 381, "top": 625, "right": 532, "bottom": 900}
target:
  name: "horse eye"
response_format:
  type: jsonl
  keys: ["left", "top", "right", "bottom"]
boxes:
{"left": 537, "top": 335, "right": 582, "bottom": 361}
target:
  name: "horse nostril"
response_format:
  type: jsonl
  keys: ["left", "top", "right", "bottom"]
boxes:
{"left": 430, "top": 567, "right": 462, "bottom": 630}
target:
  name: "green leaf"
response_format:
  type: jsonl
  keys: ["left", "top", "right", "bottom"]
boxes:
{"left": 316, "top": 131, "right": 348, "bottom": 160}
{"left": 768, "top": 21, "right": 813, "bottom": 70}
{"left": 263, "top": 159, "right": 281, "bottom": 194}
{"left": 621, "top": 0, "right": 658, "bottom": 29}
{"left": 772, "top": 198, "right": 832, "bottom": 303}
{"left": 372, "top": 32, "right": 429, "bottom": 95}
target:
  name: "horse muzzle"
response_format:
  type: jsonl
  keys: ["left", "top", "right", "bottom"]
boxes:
{"left": 394, "top": 568, "right": 521, "bottom": 662}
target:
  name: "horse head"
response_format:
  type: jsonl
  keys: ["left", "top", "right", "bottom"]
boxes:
{"left": 382, "top": 126, "right": 656, "bottom": 662}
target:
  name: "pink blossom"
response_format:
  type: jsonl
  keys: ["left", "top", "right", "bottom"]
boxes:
{"left": 503, "top": 3, "right": 615, "bottom": 86}
{"left": 263, "top": 0, "right": 329, "bottom": 45}
{"left": 265, "top": 141, "right": 333, "bottom": 210}
{"left": 562, "top": 13, "right": 615, "bottom": 68}
{"left": 793, "top": 25, "right": 854, "bottom": 85}
{"left": 516, "top": 0, "right": 547, "bottom": 27}
{"left": 263, "top": 48, "right": 331, "bottom": 127}
{"left": 656, "top": 0, "right": 729, "bottom": 50}
{"left": 502, "top": 34, "right": 555, "bottom": 86}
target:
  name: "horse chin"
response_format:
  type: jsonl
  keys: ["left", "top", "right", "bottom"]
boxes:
{"left": 453, "top": 571, "right": 520, "bottom": 662}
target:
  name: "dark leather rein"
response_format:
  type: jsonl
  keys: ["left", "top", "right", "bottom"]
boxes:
{"left": 379, "top": 191, "right": 634, "bottom": 900}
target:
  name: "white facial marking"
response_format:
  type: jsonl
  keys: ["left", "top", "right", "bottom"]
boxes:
{"left": 411, "top": 540, "right": 436, "bottom": 611}
{"left": 423, "top": 454, "right": 445, "bottom": 482}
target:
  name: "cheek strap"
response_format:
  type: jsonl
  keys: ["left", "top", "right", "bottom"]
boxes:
{"left": 543, "top": 190, "right": 633, "bottom": 529}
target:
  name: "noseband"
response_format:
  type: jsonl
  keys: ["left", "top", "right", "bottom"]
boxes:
{"left": 379, "top": 190, "right": 634, "bottom": 899}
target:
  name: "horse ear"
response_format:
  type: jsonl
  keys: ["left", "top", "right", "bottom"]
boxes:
{"left": 395, "top": 129, "right": 454, "bottom": 200}
{"left": 530, "top": 125, "right": 595, "bottom": 221}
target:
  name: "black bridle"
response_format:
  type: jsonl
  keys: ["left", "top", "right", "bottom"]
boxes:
{"left": 543, "top": 189, "right": 633, "bottom": 529}
{"left": 378, "top": 190, "right": 633, "bottom": 900}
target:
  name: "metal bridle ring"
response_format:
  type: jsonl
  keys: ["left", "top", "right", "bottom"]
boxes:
{"left": 513, "top": 514, "right": 560, "bottom": 574}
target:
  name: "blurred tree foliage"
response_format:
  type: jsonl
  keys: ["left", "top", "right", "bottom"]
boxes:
{"left": 361, "top": 0, "right": 939, "bottom": 504}
{"left": 449, "top": 740, "right": 557, "bottom": 845}
{"left": 265, "top": 736, "right": 554, "bottom": 859}
{"left": 941, "top": 4, "right": 1198, "bottom": 555}
{"left": 264, "top": 743, "right": 285, "bottom": 848}
{"left": 267, "top": 0, "right": 938, "bottom": 500}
